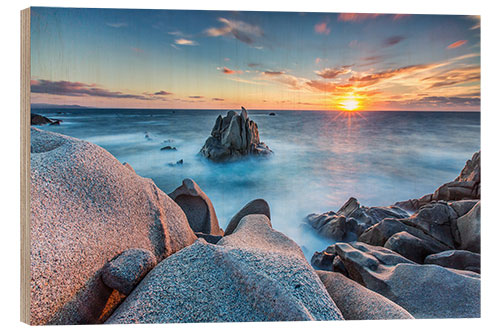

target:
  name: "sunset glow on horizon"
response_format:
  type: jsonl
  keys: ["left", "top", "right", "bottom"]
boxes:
{"left": 30, "top": 8, "right": 480, "bottom": 111}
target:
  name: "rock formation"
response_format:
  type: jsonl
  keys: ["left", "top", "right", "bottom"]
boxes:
{"left": 224, "top": 198, "right": 271, "bottom": 235}
{"left": 31, "top": 113, "right": 62, "bottom": 126}
{"left": 395, "top": 151, "right": 480, "bottom": 212}
{"left": 168, "top": 178, "right": 224, "bottom": 236}
{"left": 424, "top": 250, "right": 480, "bottom": 273}
{"left": 30, "top": 128, "right": 197, "bottom": 325}
{"left": 334, "top": 242, "right": 480, "bottom": 319}
{"left": 106, "top": 214, "right": 344, "bottom": 323}
{"left": 306, "top": 197, "right": 409, "bottom": 241}
{"left": 200, "top": 107, "right": 272, "bottom": 162}
{"left": 316, "top": 270, "right": 414, "bottom": 320}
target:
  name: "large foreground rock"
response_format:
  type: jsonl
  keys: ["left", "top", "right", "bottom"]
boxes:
{"left": 200, "top": 107, "right": 272, "bottom": 162}
{"left": 316, "top": 271, "right": 413, "bottom": 320}
{"left": 106, "top": 214, "right": 344, "bottom": 323}
{"left": 169, "top": 178, "right": 224, "bottom": 236}
{"left": 335, "top": 242, "right": 480, "bottom": 318}
{"left": 30, "top": 128, "right": 197, "bottom": 325}
{"left": 306, "top": 197, "right": 409, "bottom": 241}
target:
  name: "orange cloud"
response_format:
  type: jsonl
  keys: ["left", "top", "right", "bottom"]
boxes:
{"left": 338, "top": 13, "right": 381, "bottom": 22}
{"left": 447, "top": 40, "right": 468, "bottom": 49}
{"left": 314, "top": 22, "right": 331, "bottom": 35}
{"left": 222, "top": 67, "right": 242, "bottom": 74}
{"left": 349, "top": 64, "right": 431, "bottom": 86}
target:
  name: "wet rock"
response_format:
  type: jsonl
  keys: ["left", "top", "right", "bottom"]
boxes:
{"left": 306, "top": 198, "right": 409, "bottom": 241}
{"left": 332, "top": 256, "right": 349, "bottom": 277}
{"left": 200, "top": 106, "right": 272, "bottom": 162}
{"left": 101, "top": 249, "right": 157, "bottom": 295}
{"left": 160, "top": 145, "right": 177, "bottom": 151}
{"left": 169, "top": 178, "right": 224, "bottom": 236}
{"left": 269, "top": 112, "right": 276, "bottom": 116}
{"left": 384, "top": 231, "right": 448, "bottom": 264}
{"left": 457, "top": 201, "right": 481, "bottom": 253}
{"left": 167, "top": 159, "right": 183, "bottom": 167}
{"left": 31, "top": 113, "right": 61, "bottom": 126}
{"left": 425, "top": 250, "right": 480, "bottom": 273}
{"left": 335, "top": 242, "right": 480, "bottom": 319}
{"left": 316, "top": 270, "right": 414, "bottom": 320}
{"left": 106, "top": 215, "right": 343, "bottom": 323}
{"left": 311, "top": 251, "right": 335, "bottom": 271}
{"left": 225, "top": 199, "right": 271, "bottom": 235}
{"left": 30, "top": 128, "right": 196, "bottom": 325}
{"left": 402, "top": 201, "right": 457, "bottom": 248}
{"left": 449, "top": 200, "right": 479, "bottom": 217}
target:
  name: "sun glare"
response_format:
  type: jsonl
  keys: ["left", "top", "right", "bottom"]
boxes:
{"left": 339, "top": 94, "right": 361, "bottom": 111}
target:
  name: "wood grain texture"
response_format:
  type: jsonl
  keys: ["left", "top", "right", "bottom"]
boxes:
{"left": 20, "top": 7, "right": 31, "bottom": 325}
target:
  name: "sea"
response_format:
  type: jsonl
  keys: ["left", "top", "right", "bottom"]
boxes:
{"left": 33, "top": 108, "right": 481, "bottom": 259}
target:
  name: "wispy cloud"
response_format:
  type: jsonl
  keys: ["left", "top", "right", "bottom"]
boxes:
{"left": 31, "top": 79, "right": 169, "bottom": 101}
{"left": 338, "top": 13, "right": 381, "bottom": 22}
{"left": 315, "top": 66, "right": 351, "bottom": 79}
{"left": 188, "top": 95, "right": 204, "bottom": 99}
{"left": 468, "top": 15, "right": 480, "bottom": 30}
{"left": 221, "top": 67, "right": 242, "bottom": 74}
{"left": 314, "top": 21, "right": 331, "bottom": 35}
{"left": 248, "top": 63, "right": 261, "bottom": 68}
{"left": 106, "top": 22, "right": 127, "bottom": 28}
{"left": 260, "top": 71, "right": 304, "bottom": 89}
{"left": 421, "top": 65, "right": 480, "bottom": 88}
{"left": 447, "top": 40, "right": 468, "bottom": 49}
{"left": 383, "top": 35, "right": 405, "bottom": 47}
{"left": 212, "top": 98, "right": 224, "bottom": 101}
{"left": 263, "top": 71, "right": 286, "bottom": 76}
{"left": 154, "top": 90, "right": 172, "bottom": 96}
{"left": 349, "top": 64, "right": 432, "bottom": 86}
{"left": 175, "top": 38, "right": 198, "bottom": 46}
{"left": 205, "top": 18, "right": 263, "bottom": 45}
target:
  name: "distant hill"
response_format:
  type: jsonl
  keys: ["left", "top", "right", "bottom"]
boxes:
{"left": 31, "top": 103, "right": 92, "bottom": 109}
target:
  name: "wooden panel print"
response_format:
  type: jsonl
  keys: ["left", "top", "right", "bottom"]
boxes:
{"left": 21, "top": 7, "right": 480, "bottom": 325}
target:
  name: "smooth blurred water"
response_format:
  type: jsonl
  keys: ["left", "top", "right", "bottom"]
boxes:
{"left": 35, "top": 108, "right": 480, "bottom": 258}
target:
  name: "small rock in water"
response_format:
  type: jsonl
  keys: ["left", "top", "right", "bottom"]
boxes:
{"left": 269, "top": 112, "right": 276, "bottom": 116}
{"left": 167, "top": 159, "right": 183, "bottom": 167}
{"left": 161, "top": 145, "right": 177, "bottom": 151}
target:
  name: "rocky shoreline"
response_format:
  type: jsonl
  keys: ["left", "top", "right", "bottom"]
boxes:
{"left": 308, "top": 151, "right": 481, "bottom": 318}
{"left": 30, "top": 127, "right": 480, "bottom": 324}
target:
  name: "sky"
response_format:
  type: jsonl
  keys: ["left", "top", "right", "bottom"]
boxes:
{"left": 30, "top": 7, "right": 480, "bottom": 111}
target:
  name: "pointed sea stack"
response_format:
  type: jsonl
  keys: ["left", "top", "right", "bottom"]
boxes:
{"left": 200, "top": 106, "right": 272, "bottom": 162}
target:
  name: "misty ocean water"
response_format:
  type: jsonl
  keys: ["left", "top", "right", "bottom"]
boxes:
{"left": 37, "top": 108, "right": 480, "bottom": 258}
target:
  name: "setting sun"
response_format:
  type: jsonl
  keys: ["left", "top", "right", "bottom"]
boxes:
{"left": 338, "top": 94, "right": 361, "bottom": 111}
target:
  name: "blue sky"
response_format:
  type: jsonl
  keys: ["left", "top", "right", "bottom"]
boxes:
{"left": 30, "top": 7, "right": 480, "bottom": 110}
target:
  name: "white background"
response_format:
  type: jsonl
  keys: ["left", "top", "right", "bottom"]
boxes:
{"left": 0, "top": 0, "right": 498, "bottom": 332}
